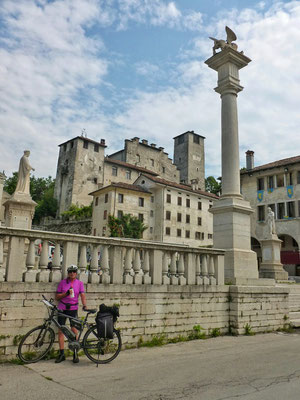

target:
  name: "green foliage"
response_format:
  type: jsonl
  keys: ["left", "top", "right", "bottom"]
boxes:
{"left": 33, "top": 181, "right": 57, "bottom": 224}
{"left": 205, "top": 176, "right": 221, "bottom": 195}
{"left": 244, "top": 323, "right": 255, "bottom": 336}
{"left": 3, "top": 172, "right": 18, "bottom": 195}
{"left": 188, "top": 325, "right": 206, "bottom": 340}
{"left": 13, "top": 335, "right": 24, "bottom": 346}
{"left": 108, "top": 214, "right": 147, "bottom": 239}
{"left": 210, "top": 328, "right": 221, "bottom": 337}
{"left": 61, "top": 204, "right": 92, "bottom": 221}
{"left": 138, "top": 334, "right": 166, "bottom": 347}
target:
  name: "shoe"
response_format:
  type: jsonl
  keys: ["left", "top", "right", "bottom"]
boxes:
{"left": 55, "top": 353, "right": 66, "bottom": 363}
{"left": 73, "top": 350, "right": 79, "bottom": 364}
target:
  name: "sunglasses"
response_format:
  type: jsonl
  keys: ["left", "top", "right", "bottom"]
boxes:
{"left": 68, "top": 271, "right": 77, "bottom": 273}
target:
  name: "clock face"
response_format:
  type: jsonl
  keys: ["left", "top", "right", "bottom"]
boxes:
{"left": 192, "top": 155, "right": 201, "bottom": 162}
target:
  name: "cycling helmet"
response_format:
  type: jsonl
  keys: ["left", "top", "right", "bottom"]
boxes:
{"left": 67, "top": 264, "right": 78, "bottom": 273}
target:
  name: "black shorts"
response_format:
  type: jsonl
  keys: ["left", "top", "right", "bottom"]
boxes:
{"left": 58, "top": 309, "right": 78, "bottom": 328}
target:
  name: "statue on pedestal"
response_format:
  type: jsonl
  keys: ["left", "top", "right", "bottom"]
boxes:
{"left": 15, "top": 150, "right": 35, "bottom": 195}
{"left": 266, "top": 207, "right": 276, "bottom": 236}
{"left": 209, "top": 26, "right": 238, "bottom": 55}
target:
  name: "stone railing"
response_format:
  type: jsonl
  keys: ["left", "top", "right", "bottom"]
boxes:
{"left": 0, "top": 227, "right": 225, "bottom": 285}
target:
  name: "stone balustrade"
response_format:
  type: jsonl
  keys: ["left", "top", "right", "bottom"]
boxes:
{"left": 0, "top": 227, "right": 225, "bottom": 285}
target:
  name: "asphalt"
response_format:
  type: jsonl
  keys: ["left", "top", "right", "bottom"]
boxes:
{"left": 1, "top": 332, "right": 300, "bottom": 400}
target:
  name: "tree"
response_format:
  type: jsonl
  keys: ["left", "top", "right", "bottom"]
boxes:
{"left": 205, "top": 176, "right": 221, "bottom": 195}
{"left": 108, "top": 214, "right": 147, "bottom": 239}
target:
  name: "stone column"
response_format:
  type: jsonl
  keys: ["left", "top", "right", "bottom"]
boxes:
{"left": 205, "top": 47, "right": 258, "bottom": 283}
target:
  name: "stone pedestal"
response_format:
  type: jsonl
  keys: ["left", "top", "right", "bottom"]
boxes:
{"left": 260, "top": 236, "right": 288, "bottom": 280}
{"left": 3, "top": 192, "right": 37, "bottom": 229}
{"left": 206, "top": 46, "right": 258, "bottom": 282}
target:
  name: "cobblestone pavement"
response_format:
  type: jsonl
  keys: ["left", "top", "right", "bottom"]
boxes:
{"left": 2, "top": 332, "right": 300, "bottom": 400}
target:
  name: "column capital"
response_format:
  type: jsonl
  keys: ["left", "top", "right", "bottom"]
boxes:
{"left": 205, "top": 47, "right": 251, "bottom": 72}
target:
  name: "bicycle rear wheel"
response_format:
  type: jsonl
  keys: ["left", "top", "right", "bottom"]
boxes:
{"left": 83, "top": 326, "right": 121, "bottom": 364}
{"left": 18, "top": 325, "right": 55, "bottom": 363}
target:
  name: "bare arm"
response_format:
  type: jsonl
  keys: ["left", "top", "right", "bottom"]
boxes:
{"left": 80, "top": 292, "right": 87, "bottom": 308}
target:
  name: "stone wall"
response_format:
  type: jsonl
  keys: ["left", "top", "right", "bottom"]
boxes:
{"left": 0, "top": 282, "right": 289, "bottom": 361}
{"left": 37, "top": 219, "right": 92, "bottom": 235}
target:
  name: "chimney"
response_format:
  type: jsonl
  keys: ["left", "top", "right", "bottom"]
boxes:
{"left": 141, "top": 139, "right": 148, "bottom": 145}
{"left": 150, "top": 143, "right": 156, "bottom": 148}
{"left": 132, "top": 137, "right": 140, "bottom": 142}
{"left": 246, "top": 150, "right": 254, "bottom": 170}
{"left": 100, "top": 139, "right": 105, "bottom": 146}
{"left": 158, "top": 147, "right": 164, "bottom": 151}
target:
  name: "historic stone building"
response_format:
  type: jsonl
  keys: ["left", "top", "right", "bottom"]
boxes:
{"left": 0, "top": 172, "right": 6, "bottom": 224}
{"left": 240, "top": 151, "right": 300, "bottom": 275}
{"left": 54, "top": 131, "right": 205, "bottom": 215}
{"left": 91, "top": 173, "right": 216, "bottom": 247}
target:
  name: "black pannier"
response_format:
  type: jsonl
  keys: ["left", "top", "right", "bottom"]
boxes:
{"left": 95, "top": 304, "right": 119, "bottom": 339}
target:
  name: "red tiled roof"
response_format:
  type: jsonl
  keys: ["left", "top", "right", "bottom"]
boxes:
{"left": 89, "top": 182, "right": 151, "bottom": 196}
{"left": 241, "top": 155, "right": 300, "bottom": 174}
{"left": 105, "top": 157, "right": 158, "bottom": 176}
{"left": 140, "top": 174, "right": 219, "bottom": 199}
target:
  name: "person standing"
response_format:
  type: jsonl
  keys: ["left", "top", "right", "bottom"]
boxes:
{"left": 55, "top": 265, "right": 87, "bottom": 363}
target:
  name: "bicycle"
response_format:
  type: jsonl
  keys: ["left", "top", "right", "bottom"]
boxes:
{"left": 17, "top": 296, "right": 122, "bottom": 365}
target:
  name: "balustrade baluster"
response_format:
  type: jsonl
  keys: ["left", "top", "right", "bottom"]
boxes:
{"left": 78, "top": 244, "right": 88, "bottom": 284}
{"left": 123, "top": 248, "right": 133, "bottom": 284}
{"left": 50, "top": 243, "right": 62, "bottom": 283}
{"left": 133, "top": 249, "right": 142, "bottom": 284}
{"left": 195, "top": 255, "right": 203, "bottom": 285}
{"left": 0, "top": 236, "right": 5, "bottom": 282}
{"left": 37, "top": 240, "right": 50, "bottom": 282}
{"left": 201, "top": 254, "right": 209, "bottom": 285}
{"left": 24, "top": 239, "right": 37, "bottom": 282}
{"left": 178, "top": 253, "right": 186, "bottom": 285}
{"left": 162, "top": 252, "right": 170, "bottom": 285}
{"left": 170, "top": 252, "right": 178, "bottom": 285}
{"left": 89, "top": 244, "right": 100, "bottom": 283}
{"left": 100, "top": 245, "right": 110, "bottom": 284}
{"left": 142, "top": 250, "right": 151, "bottom": 284}
{"left": 209, "top": 255, "right": 217, "bottom": 285}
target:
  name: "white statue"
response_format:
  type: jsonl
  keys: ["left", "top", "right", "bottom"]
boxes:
{"left": 209, "top": 26, "right": 238, "bottom": 55}
{"left": 266, "top": 207, "right": 276, "bottom": 236}
{"left": 15, "top": 150, "right": 35, "bottom": 195}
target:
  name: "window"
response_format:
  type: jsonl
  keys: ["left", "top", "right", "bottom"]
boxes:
{"left": 177, "top": 197, "right": 182, "bottom": 206}
{"left": 193, "top": 134, "right": 200, "bottom": 144}
{"left": 166, "top": 211, "right": 171, "bottom": 220}
{"left": 209, "top": 204, "right": 213, "bottom": 209}
{"left": 104, "top": 193, "right": 108, "bottom": 203}
{"left": 195, "top": 232, "right": 201, "bottom": 240}
{"left": 71, "top": 141, "right": 74, "bottom": 148}
{"left": 94, "top": 144, "right": 99, "bottom": 152}
{"left": 186, "top": 198, "right": 190, "bottom": 208}
{"left": 298, "top": 200, "right": 300, "bottom": 217}
{"left": 93, "top": 178, "right": 98, "bottom": 184}
{"left": 151, "top": 196, "right": 154, "bottom": 203}
{"left": 208, "top": 234, "right": 213, "bottom": 239}
{"left": 138, "top": 213, "right": 144, "bottom": 221}
{"left": 277, "top": 202, "right": 285, "bottom": 219}
{"left": 166, "top": 194, "right": 171, "bottom": 203}
{"left": 63, "top": 144, "right": 67, "bottom": 151}
{"left": 162, "top": 166, "right": 165, "bottom": 173}
{"left": 177, "top": 213, "right": 182, "bottom": 222}
{"left": 185, "top": 230, "right": 190, "bottom": 238}
{"left": 198, "top": 217, "right": 202, "bottom": 226}
{"left": 137, "top": 154, "right": 140, "bottom": 163}
{"left": 166, "top": 227, "right": 170, "bottom": 235}
{"left": 177, "top": 229, "right": 181, "bottom": 237}
{"left": 292, "top": 238, "right": 298, "bottom": 248}
{"left": 83, "top": 141, "right": 88, "bottom": 149}
{"left": 126, "top": 170, "right": 131, "bottom": 180}
{"left": 297, "top": 171, "right": 300, "bottom": 184}
{"left": 150, "top": 227, "right": 153, "bottom": 234}
{"left": 112, "top": 166, "right": 118, "bottom": 176}
{"left": 139, "top": 197, "right": 144, "bottom": 207}
{"left": 276, "top": 174, "right": 284, "bottom": 187}
{"left": 95, "top": 197, "right": 99, "bottom": 206}
{"left": 287, "top": 173, "right": 293, "bottom": 185}
{"left": 117, "top": 210, "right": 123, "bottom": 219}
{"left": 118, "top": 193, "right": 124, "bottom": 203}
{"left": 287, "top": 201, "right": 295, "bottom": 218}
{"left": 198, "top": 201, "right": 202, "bottom": 210}
{"left": 267, "top": 176, "right": 274, "bottom": 189}
{"left": 150, "top": 210, "right": 154, "bottom": 217}
{"left": 257, "top": 178, "right": 264, "bottom": 190}
{"left": 93, "top": 228, "right": 96, "bottom": 236}
{"left": 103, "top": 210, "right": 107, "bottom": 219}
{"left": 150, "top": 159, "right": 154, "bottom": 166}
{"left": 186, "top": 214, "right": 190, "bottom": 223}
{"left": 257, "top": 205, "right": 265, "bottom": 221}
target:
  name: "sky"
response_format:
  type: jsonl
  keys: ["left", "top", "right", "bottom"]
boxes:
{"left": 0, "top": 0, "right": 300, "bottom": 180}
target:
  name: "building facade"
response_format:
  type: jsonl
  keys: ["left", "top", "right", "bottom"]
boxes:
{"left": 240, "top": 152, "right": 300, "bottom": 275}
{"left": 91, "top": 174, "right": 217, "bottom": 247}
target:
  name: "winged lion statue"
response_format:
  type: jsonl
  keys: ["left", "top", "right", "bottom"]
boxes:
{"left": 209, "top": 26, "right": 238, "bottom": 55}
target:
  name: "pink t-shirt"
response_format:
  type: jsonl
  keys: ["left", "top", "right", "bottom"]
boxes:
{"left": 56, "top": 278, "right": 84, "bottom": 311}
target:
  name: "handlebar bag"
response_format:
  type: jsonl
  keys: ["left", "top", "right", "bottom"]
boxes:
{"left": 95, "top": 312, "right": 114, "bottom": 339}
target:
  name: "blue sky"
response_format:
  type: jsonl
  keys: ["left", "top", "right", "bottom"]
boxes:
{"left": 0, "top": 0, "right": 300, "bottom": 181}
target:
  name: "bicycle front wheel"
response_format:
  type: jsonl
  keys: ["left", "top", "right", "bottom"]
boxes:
{"left": 18, "top": 325, "right": 55, "bottom": 363}
{"left": 83, "top": 326, "right": 121, "bottom": 364}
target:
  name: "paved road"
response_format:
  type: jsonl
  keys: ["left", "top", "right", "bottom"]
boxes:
{"left": 1, "top": 332, "right": 300, "bottom": 400}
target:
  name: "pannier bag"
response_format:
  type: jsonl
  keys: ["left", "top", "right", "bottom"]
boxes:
{"left": 95, "top": 312, "right": 114, "bottom": 339}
